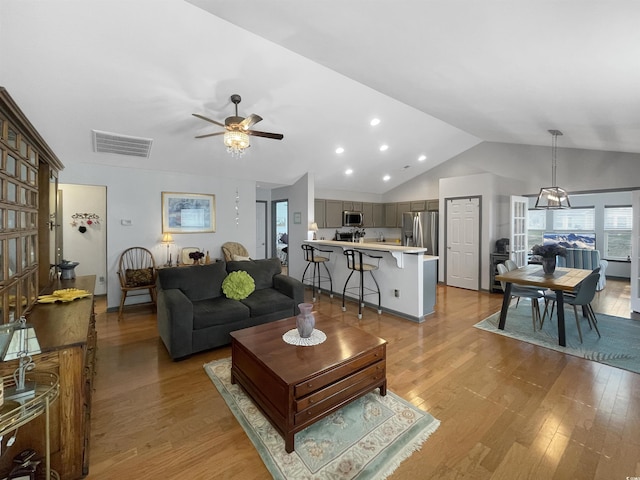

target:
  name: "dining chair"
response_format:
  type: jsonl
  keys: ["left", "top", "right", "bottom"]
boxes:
{"left": 503, "top": 259, "right": 542, "bottom": 307}
{"left": 542, "top": 267, "right": 601, "bottom": 324}
{"left": 504, "top": 259, "right": 518, "bottom": 271}
{"left": 543, "top": 272, "right": 601, "bottom": 343}
{"left": 497, "top": 263, "right": 544, "bottom": 331}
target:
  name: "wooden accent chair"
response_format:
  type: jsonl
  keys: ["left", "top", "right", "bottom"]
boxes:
{"left": 117, "top": 247, "right": 157, "bottom": 318}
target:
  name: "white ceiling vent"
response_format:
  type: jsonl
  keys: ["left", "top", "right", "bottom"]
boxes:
{"left": 92, "top": 130, "right": 153, "bottom": 158}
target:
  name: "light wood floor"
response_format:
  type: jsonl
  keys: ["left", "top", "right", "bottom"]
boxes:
{"left": 88, "top": 279, "right": 640, "bottom": 479}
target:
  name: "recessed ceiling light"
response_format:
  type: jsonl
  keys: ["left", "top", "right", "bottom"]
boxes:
{"left": 418, "top": 154, "right": 427, "bottom": 161}
{"left": 335, "top": 147, "right": 345, "bottom": 154}
{"left": 345, "top": 168, "right": 353, "bottom": 175}
{"left": 370, "top": 118, "right": 380, "bottom": 126}
{"left": 383, "top": 175, "right": 391, "bottom": 181}
{"left": 379, "top": 144, "right": 389, "bottom": 152}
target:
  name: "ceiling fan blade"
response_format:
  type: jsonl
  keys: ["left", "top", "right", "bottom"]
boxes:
{"left": 239, "top": 114, "right": 263, "bottom": 130}
{"left": 195, "top": 131, "right": 226, "bottom": 139}
{"left": 192, "top": 113, "right": 226, "bottom": 128}
{"left": 246, "top": 129, "right": 284, "bottom": 140}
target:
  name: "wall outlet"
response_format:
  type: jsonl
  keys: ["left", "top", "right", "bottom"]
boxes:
{"left": 99, "top": 276, "right": 105, "bottom": 283}
{"left": 394, "top": 289, "right": 400, "bottom": 298}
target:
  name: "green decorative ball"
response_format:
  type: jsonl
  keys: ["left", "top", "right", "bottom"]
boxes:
{"left": 222, "top": 271, "right": 255, "bottom": 300}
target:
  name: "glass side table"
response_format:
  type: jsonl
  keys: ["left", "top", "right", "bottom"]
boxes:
{"left": 0, "top": 371, "right": 60, "bottom": 480}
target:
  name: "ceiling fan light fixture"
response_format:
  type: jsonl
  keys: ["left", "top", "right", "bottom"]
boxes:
{"left": 224, "top": 130, "right": 250, "bottom": 158}
{"left": 535, "top": 129, "right": 571, "bottom": 209}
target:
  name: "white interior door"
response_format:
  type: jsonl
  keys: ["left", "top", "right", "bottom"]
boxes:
{"left": 255, "top": 201, "right": 267, "bottom": 260}
{"left": 446, "top": 197, "right": 480, "bottom": 290}
{"left": 510, "top": 196, "right": 529, "bottom": 266}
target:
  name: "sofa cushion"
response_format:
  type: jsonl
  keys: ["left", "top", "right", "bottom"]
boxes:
{"left": 192, "top": 296, "right": 250, "bottom": 329}
{"left": 240, "top": 288, "right": 295, "bottom": 317}
{"left": 226, "top": 258, "right": 282, "bottom": 290}
{"left": 158, "top": 261, "right": 227, "bottom": 301}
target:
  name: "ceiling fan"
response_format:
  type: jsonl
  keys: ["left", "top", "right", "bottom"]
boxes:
{"left": 192, "top": 94, "right": 283, "bottom": 157}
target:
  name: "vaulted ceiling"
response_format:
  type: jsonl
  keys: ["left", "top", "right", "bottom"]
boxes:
{"left": 2, "top": 0, "right": 639, "bottom": 194}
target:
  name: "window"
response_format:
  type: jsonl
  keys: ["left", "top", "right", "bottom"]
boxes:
{"left": 604, "top": 206, "right": 632, "bottom": 260}
{"left": 527, "top": 209, "right": 546, "bottom": 250}
{"left": 552, "top": 207, "right": 595, "bottom": 231}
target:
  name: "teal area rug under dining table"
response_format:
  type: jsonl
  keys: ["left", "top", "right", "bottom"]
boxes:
{"left": 204, "top": 358, "right": 440, "bottom": 479}
{"left": 475, "top": 303, "right": 640, "bottom": 374}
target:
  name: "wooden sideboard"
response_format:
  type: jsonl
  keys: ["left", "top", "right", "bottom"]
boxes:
{"left": 0, "top": 275, "right": 96, "bottom": 479}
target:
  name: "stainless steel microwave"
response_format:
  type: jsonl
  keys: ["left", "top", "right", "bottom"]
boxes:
{"left": 342, "top": 211, "right": 363, "bottom": 227}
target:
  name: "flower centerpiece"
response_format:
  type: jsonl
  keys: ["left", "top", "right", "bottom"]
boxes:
{"left": 531, "top": 244, "right": 566, "bottom": 274}
{"left": 531, "top": 244, "right": 567, "bottom": 258}
{"left": 188, "top": 251, "right": 205, "bottom": 264}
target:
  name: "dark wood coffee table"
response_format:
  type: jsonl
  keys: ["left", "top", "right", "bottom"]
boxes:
{"left": 230, "top": 315, "right": 387, "bottom": 453}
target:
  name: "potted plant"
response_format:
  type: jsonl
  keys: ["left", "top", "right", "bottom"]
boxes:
{"left": 531, "top": 244, "right": 567, "bottom": 274}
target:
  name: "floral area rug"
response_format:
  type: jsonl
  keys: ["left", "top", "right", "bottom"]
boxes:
{"left": 204, "top": 358, "right": 440, "bottom": 479}
{"left": 475, "top": 303, "right": 640, "bottom": 374}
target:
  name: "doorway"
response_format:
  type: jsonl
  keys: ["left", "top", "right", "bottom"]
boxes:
{"left": 59, "top": 184, "right": 108, "bottom": 295}
{"left": 446, "top": 197, "right": 481, "bottom": 290}
{"left": 255, "top": 200, "right": 267, "bottom": 259}
{"left": 273, "top": 199, "right": 288, "bottom": 268}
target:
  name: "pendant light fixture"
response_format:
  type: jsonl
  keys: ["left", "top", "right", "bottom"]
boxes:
{"left": 535, "top": 129, "right": 571, "bottom": 209}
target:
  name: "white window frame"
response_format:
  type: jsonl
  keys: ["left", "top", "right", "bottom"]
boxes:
{"left": 604, "top": 205, "right": 632, "bottom": 260}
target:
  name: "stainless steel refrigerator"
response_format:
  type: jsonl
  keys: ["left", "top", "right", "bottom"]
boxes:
{"left": 402, "top": 211, "right": 439, "bottom": 255}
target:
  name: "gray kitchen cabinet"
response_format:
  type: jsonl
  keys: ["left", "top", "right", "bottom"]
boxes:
{"left": 314, "top": 199, "right": 326, "bottom": 228}
{"left": 410, "top": 200, "right": 426, "bottom": 211}
{"left": 362, "top": 203, "right": 373, "bottom": 227}
{"left": 396, "top": 202, "right": 410, "bottom": 227}
{"left": 427, "top": 199, "right": 439, "bottom": 211}
{"left": 325, "top": 200, "right": 343, "bottom": 228}
{"left": 384, "top": 203, "right": 397, "bottom": 227}
{"left": 372, "top": 203, "right": 384, "bottom": 227}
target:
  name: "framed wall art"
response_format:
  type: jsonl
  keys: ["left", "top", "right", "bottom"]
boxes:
{"left": 162, "top": 192, "right": 216, "bottom": 233}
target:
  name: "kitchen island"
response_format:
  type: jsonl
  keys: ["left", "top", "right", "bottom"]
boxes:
{"left": 304, "top": 240, "right": 438, "bottom": 322}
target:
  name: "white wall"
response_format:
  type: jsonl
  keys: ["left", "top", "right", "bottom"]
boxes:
{"left": 59, "top": 184, "right": 108, "bottom": 295}
{"left": 440, "top": 173, "right": 526, "bottom": 290}
{"left": 272, "top": 173, "right": 314, "bottom": 281}
{"left": 59, "top": 163, "right": 256, "bottom": 310}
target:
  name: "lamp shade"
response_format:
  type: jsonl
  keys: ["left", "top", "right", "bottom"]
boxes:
{"left": 535, "top": 186, "right": 571, "bottom": 209}
{"left": 161, "top": 233, "right": 174, "bottom": 244}
{"left": 2, "top": 323, "right": 41, "bottom": 361}
{"left": 309, "top": 222, "right": 319, "bottom": 231}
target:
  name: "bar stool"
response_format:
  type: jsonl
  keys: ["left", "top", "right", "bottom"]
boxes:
{"left": 301, "top": 244, "right": 334, "bottom": 301}
{"left": 342, "top": 249, "right": 382, "bottom": 319}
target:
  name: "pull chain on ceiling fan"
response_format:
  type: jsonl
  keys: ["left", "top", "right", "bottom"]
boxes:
{"left": 193, "top": 94, "right": 283, "bottom": 158}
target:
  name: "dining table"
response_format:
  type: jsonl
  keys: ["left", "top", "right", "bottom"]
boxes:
{"left": 495, "top": 264, "right": 591, "bottom": 346}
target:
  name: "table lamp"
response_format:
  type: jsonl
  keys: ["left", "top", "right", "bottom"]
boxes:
{"left": 1, "top": 316, "right": 41, "bottom": 402}
{"left": 161, "top": 233, "right": 174, "bottom": 266}
{"left": 309, "top": 222, "right": 319, "bottom": 240}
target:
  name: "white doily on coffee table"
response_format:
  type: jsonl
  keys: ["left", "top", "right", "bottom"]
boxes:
{"left": 282, "top": 328, "right": 327, "bottom": 346}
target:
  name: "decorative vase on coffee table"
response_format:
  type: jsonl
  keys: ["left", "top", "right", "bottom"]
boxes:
{"left": 296, "top": 303, "right": 315, "bottom": 338}
{"left": 542, "top": 257, "right": 556, "bottom": 274}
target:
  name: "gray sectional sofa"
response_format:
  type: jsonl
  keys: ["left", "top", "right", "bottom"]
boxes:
{"left": 156, "top": 257, "right": 304, "bottom": 360}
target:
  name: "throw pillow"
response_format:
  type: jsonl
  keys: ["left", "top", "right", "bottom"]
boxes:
{"left": 222, "top": 271, "right": 255, "bottom": 300}
{"left": 125, "top": 268, "right": 153, "bottom": 287}
{"left": 232, "top": 254, "right": 251, "bottom": 261}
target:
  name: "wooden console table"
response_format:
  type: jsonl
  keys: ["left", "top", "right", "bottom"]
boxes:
{"left": 0, "top": 275, "right": 96, "bottom": 479}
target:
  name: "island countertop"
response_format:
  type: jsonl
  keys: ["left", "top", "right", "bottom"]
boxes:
{"left": 306, "top": 239, "right": 428, "bottom": 254}
{"left": 302, "top": 240, "right": 436, "bottom": 322}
